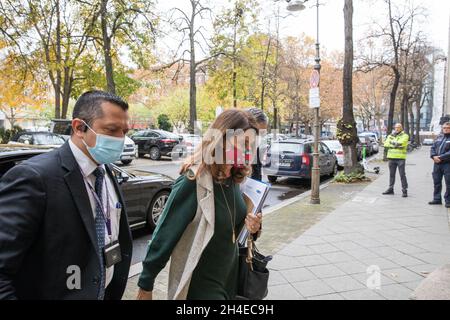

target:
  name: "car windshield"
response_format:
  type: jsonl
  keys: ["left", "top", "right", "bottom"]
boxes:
{"left": 271, "top": 143, "right": 303, "bottom": 154}
{"left": 34, "top": 134, "right": 65, "bottom": 145}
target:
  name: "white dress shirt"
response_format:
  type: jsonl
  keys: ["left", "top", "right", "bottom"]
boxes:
{"left": 69, "top": 139, "right": 121, "bottom": 288}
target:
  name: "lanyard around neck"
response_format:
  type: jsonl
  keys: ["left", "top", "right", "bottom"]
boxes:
{"left": 79, "top": 166, "right": 112, "bottom": 236}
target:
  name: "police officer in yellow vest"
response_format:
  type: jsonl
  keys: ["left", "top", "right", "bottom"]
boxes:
{"left": 383, "top": 123, "right": 409, "bottom": 198}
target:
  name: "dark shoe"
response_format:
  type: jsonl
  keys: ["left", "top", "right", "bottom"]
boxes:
{"left": 446, "top": 203, "right": 450, "bottom": 209}
{"left": 382, "top": 189, "right": 394, "bottom": 195}
{"left": 429, "top": 200, "right": 443, "bottom": 205}
{"left": 402, "top": 191, "right": 408, "bottom": 198}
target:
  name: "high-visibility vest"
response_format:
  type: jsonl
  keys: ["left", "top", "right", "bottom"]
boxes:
{"left": 384, "top": 132, "right": 409, "bottom": 160}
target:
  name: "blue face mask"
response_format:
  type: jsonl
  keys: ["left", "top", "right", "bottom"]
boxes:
{"left": 81, "top": 121, "right": 125, "bottom": 164}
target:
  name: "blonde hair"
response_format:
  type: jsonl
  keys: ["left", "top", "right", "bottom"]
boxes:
{"left": 180, "top": 109, "right": 258, "bottom": 184}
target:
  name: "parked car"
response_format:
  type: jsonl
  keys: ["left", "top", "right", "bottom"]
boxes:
{"left": 358, "top": 136, "right": 374, "bottom": 157}
{"left": 263, "top": 139, "right": 338, "bottom": 183}
{"left": 179, "top": 134, "right": 202, "bottom": 155}
{"left": 131, "top": 130, "right": 184, "bottom": 160}
{"left": 0, "top": 146, "right": 174, "bottom": 230}
{"left": 119, "top": 136, "right": 138, "bottom": 165}
{"left": 321, "top": 131, "right": 335, "bottom": 140}
{"left": 359, "top": 132, "right": 379, "bottom": 154}
{"left": 359, "top": 132, "right": 380, "bottom": 141}
{"left": 322, "top": 140, "right": 344, "bottom": 169}
{"left": 8, "top": 132, "right": 65, "bottom": 148}
{"left": 422, "top": 138, "right": 434, "bottom": 146}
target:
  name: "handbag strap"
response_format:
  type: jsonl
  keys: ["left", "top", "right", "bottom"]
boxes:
{"left": 246, "top": 235, "right": 254, "bottom": 271}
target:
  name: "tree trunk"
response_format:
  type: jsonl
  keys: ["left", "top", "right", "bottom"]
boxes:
{"left": 55, "top": 0, "right": 62, "bottom": 119}
{"left": 189, "top": 9, "right": 197, "bottom": 134}
{"left": 340, "top": 0, "right": 361, "bottom": 175}
{"left": 415, "top": 98, "right": 421, "bottom": 144}
{"left": 260, "top": 37, "right": 272, "bottom": 111}
{"left": 232, "top": 12, "right": 238, "bottom": 109}
{"left": 101, "top": 0, "right": 116, "bottom": 94}
{"left": 409, "top": 105, "right": 415, "bottom": 142}
{"left": 61, "top": 67, "right": 72, "bottom": 119}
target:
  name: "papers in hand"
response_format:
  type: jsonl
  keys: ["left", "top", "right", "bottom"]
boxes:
{"left": 237, "top": 178, "right": 271, "bottom": 246}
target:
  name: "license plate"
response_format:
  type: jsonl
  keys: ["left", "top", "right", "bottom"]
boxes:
{"left": 121, "top": 156, "right": 132, "bottom": 160}
{"left": 279, "top": 162, "right": 292, "bottom": 168}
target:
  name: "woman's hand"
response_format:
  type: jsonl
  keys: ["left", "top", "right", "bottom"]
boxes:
{"left": 137, "top": 289, "right": 153, "bottom": 300}
{"left": 245, "top": 212, "right": 262, "bottom": 234}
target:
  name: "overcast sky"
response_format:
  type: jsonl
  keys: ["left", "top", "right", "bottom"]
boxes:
{"left": 156, "top": 0, "right": 450, "bottom": 59}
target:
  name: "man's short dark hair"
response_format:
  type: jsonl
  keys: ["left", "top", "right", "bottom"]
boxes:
{"left": 72, "top": 90, "right": 129, "bottom": 127}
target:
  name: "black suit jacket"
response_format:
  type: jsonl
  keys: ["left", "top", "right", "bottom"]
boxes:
{"left": 0, "top": 142, "right": 132, "bottom": 300}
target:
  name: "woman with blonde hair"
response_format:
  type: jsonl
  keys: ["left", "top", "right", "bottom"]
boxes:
{"left": 137, "top": 109, "right": 263, "bottom": 300}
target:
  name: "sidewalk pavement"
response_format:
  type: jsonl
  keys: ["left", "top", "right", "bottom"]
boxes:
{"left": 266, "top": 147, "right": 450, "bottom": 300}
{"left": 123, "top": 147, "right": 450, "bottom": 300}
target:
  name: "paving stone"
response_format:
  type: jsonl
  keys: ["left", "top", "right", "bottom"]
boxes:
{"left": 335, "top": 261, "right": 368, "bottom": 275}
{"left": 347, "top": 248, "right": 379, "bottom": 260}
{"left": 378, "top": 284, "right": 414, "bottom": 300}
{"left": 278, "top": 244, "right": 315, "bottom": 257}
{"left": 322, "top": 276, "right": 366, "bottom": 292}
{"left": 332, "top": 241, "right": 363, "bottom": 251}
{"left": 267, "top": 271, "right": 289, "bottom": 286}
{"left": 280, "top": 268, "right": 317, "bottom": 283}
{"left": 351, "top": 272, "right": 397, "bottom": 287}
{"left": 308, "top": 265, "right": 346, "bottom": 279}
{"left": 296, "top": 255, "right": 329, "bottom": 267}
{"left": 386, "top": 254, "right": 427, "bottom": 267}
{"left": 406, "top": 264, "right": 439, "bottom": 276}
{"left": 382, "top": 268, "right": 426, "bottom": 284}
{"left": 270, "top": 255, "right": 305, "bottom": 271}
{"left": 308, "top": 243, "right": 341, "bottom": 254}
{"left": 321, "top": 251, "right": 355, "bottom": 263}
{"left": 292, "top": 279, "right": 335, "bottom": 298}
{"left": 307, "top": 293, "right": 345, "bottom": 300}
{"left": 341, "top": 289, "right": 385, "bottom": 300}
{"left": 359, "top": 257, "right": 400, "bottom": 270}
{"left": 266, "top": 284, "right": 305, "bottom": 300}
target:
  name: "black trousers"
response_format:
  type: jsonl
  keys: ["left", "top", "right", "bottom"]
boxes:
{"left": 433, "top": 163, "right": 450, "bottom": 204}
{"left": 388, "top": 159, "right": 408, "bottom": 192}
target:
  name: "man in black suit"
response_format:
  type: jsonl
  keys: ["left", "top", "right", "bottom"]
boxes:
{"left": 0, "top": 91, "right": 132, "bottom": 300}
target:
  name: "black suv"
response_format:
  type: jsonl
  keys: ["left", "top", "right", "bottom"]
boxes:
{"left": 131, "top": 130, "right": 183, "bottom": 160}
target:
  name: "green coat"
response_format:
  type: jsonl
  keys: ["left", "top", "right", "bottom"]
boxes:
{"left": 138, "top": 174, "right": 247, "bottom": 300}
{"left": 384, "top": 132, "right": 409, "bottom": 160}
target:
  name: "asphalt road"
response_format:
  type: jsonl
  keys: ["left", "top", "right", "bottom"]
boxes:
{"left": 117, "top": 155, "right": 334, "bottom": 265}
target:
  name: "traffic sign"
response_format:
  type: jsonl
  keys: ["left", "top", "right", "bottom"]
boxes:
{"left": 310, "top": 70, "right": 320, "bottom": 88}
{"left": 309, "top": 87, "right": 320, "bottom": 109}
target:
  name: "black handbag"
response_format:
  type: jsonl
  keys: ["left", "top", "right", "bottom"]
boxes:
{"left": 236, "top": 237, "right": 272, "bottom": 300}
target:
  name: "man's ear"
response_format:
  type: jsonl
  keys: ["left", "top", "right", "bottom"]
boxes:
{"left": 72, "top": 119, "right": 87, "bottom": 136}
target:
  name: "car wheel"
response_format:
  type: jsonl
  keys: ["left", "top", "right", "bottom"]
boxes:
{"left": 149, "top": 146, "right": 161, "bottom": 160}
{"left": 121, "top": 159, "right": 132, "bottom": 165}
{"left": 147, "top": 191, "right": 170, "bottom": 229}
{"left": 268, "top": 176, "right": 277, "bottom": 184}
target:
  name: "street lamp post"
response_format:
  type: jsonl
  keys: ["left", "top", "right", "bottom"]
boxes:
{"left": 287, "top": 0, "right": 321, "bottom": 204}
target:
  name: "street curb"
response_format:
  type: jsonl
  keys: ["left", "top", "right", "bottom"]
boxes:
{"left": 263, "top": 156, "right": 381, "bottom": 216}
{"left": 263, "top": 181, "right": 332, "bottom": 216}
